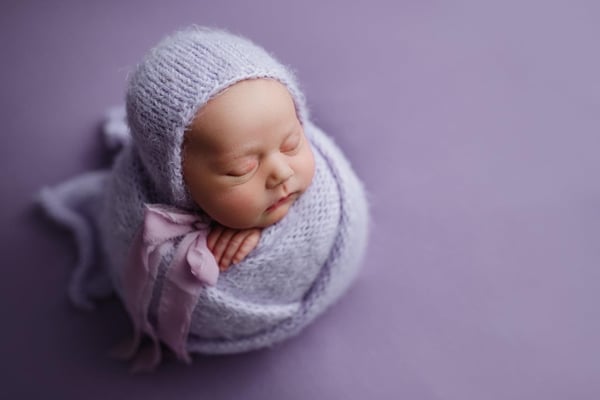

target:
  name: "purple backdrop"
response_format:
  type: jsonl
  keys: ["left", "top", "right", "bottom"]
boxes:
{"left": 2, "top": 0, "right": 599, "bottom": 398}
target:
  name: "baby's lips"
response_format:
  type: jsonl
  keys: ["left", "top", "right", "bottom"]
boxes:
{"left": 267, "top": 191, "right": 297, "bottom": 212}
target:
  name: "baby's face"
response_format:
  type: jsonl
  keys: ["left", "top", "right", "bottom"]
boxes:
{"left": 182, "top": 79, "right": 315, "bottom": 229}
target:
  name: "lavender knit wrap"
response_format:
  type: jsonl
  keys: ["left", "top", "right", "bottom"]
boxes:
{"left": 39, "top": 27, "right": 369, "bottom": 355}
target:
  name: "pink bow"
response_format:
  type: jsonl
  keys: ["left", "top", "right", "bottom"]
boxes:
{"left": 112, "top": 204, "right": 219, "bottom": 372}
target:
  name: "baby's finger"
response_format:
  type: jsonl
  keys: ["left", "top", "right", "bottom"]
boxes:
{"left": 219, "top": 231, "right": 248, "bottom": 269}
{"left": 232, "top": 230, "right": 261, "bottom": 265}
{"left": 211, "top": 229, "right": 235, "bottom": 266}
{"left": 207, "top": 224, "right": 225, "bottom": 251}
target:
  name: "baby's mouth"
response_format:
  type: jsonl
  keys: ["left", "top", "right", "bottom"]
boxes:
{"left": 266, "top": 192, "right": 298, "bottom": 213}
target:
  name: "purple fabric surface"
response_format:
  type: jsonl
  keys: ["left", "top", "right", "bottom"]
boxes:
{"left": 2, "top": 0, "right": 599, "bottom": 398}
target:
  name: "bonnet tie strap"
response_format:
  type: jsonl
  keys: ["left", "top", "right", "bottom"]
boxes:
{"left": 113, "top": 204, "right": 218, "bottom": 372}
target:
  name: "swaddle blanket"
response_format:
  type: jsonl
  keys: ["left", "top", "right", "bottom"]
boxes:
{"left": 39, "top": 118, "right": 368, "bottom": 368}
{"left": 38, "top": 27, "right": 369, "bottom": 369}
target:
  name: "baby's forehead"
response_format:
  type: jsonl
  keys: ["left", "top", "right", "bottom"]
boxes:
{"left": 184, "top": 79, "right": 300, "bottom": 150}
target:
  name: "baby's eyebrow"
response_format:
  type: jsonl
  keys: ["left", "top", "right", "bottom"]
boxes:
{"left": 209, "top": 126, "right": 300, "bottom": 161}
{"left": 215, "top": 146, "right": 259, "bottom": 160}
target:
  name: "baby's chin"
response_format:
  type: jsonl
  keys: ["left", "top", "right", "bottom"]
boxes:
{"left": 259, "top": 207, "right": 290, "bottom": 227}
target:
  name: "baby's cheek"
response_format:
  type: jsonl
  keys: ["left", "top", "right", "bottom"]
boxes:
{"left": 295, "top": 146, "right": 316, "bottom": 189}
{"left": 218, "top": 187, "right": 264, "bottom": 225}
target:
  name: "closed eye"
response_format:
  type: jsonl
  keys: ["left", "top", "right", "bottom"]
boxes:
{"left": 225, "top": 159, "right": 258, "bottom": 177}
{"left": 281, "top": 132, "right": 302, "bottom": 153}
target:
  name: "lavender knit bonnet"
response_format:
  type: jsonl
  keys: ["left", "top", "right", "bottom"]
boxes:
{"left": 126, "top": 26, "right": 309, "bottom": 209}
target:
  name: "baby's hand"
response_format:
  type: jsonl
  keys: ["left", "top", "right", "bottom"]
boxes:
{"left": 207, "top": 224, "right": 262, "bottom": 270}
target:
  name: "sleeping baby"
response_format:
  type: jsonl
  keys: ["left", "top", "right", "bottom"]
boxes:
{"left": 39, "top": 27, "right": 369, "bottom": 372}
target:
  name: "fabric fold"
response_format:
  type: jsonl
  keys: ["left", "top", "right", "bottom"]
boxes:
{"left": 115, "top": 204, "right": 218, "bottom": 371}
{"left": 37, "top": 171, "right": 113, "bottom": 310}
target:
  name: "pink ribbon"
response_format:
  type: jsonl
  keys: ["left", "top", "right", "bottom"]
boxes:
{"left": 112, "top": 204, "right": 219, "bottom": 372}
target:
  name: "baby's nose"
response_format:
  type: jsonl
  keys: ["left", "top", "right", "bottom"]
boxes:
{"left": 266, "top": 156, "right": 294, "bottom": 189}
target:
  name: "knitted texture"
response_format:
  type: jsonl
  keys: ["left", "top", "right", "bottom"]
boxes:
{"left": 126, "top": 27, "right": 308, "bottom": 209}
{"left": 38, "top": 27, "right": 369, "bottom": 355}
